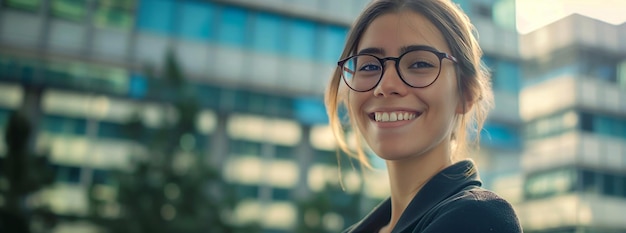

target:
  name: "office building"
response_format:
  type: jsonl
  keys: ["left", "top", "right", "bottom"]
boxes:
{"left": 0, "top": 0, "right": 524, "bottom": 232}
{"left": 516, "top": 14, "right": 626, "bottom": 233}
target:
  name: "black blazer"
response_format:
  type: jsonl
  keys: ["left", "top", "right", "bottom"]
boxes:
{"left": 342, "top": 160, "right": 522, "bottom": 233}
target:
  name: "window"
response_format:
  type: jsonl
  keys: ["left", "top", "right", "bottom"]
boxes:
{"left": 618, "top": 60, "right": 626, "bottom": 89}
{"left": 54, "top": 164, "right": 82, "bottom": 183}
{"left": 273, "top": 96, "right": 294, "bottom": 118}
{"left": 136, "top": 0, "right": 175, "bottom": 34}
{"left": 481, "top": 123, "right": 520, "bottom": 149}
{"left": 579, "top": 112, "right": 593, "bottom": 132}
{"left": 622, "top": 176, "right": 626, "bottom": 198}
{"left": 496, "top": 60, "right": 520, "bottom": 92}
{"left": 177, "top": 1, "right": 215, "bottom": 40}
{"left": 232, "top": 90, "right": 250, "bottom": 112}
{"left": 129, "top": 73, "right": 147, "bottom": 99}
{"left": 320, "top": 25, "right": 348, "bottom": 63}
{"left": 275, "top": 145, "right": 294, "bottom": 160}
{"left": 42, "top": 115, "right": 87, "bottom": 135}
{"left": 195, "top": 84, "right": 220, "bottom": 109}
{"left": 525, "top": 111, "right": 577, "bottom": 140}
{"left": 236, "top": 184, "right": 259, "bottom": 199}
{"left": 580, "top": 48, "right": 618, "bottom": 82}
{"left": 524, "top": 168, "right": 575, "bottom": 200}
{"left": 473, "top": 3, "right": 492, "bottom": 18}
{"left": 492, "top": 0, "right": 516, "bottom": 30}
{"left": 98, "top": 121, "right": 128, "bottom": 139}
{"left": 51, "top": 0, "right": 87, "bottom": 21}
{"left": 603, "top": 173, "right": 618, "bottom": 197}
{"left": 314, "top": 150, "right": 336, "bottom": 165}
{"left": 592, "top": 114, "right": 626, "bottom": 138}
{"left": 92, "top": 169, "right": 110, "bottom": 185}
{"left": 217, "top": 6, "right": 248, "bottom": 46}
{"left": 94, "top": 0, "right": 135, "bottom": 29}
{"left": 247, "top": 92, "right": 267, "bottom": 114}
{"left": 229, "top": 139, "right": 262, "bottom": 156}
{"left": 272, "top": 187, "right": 291, "bottom": 201}
{"left": 580, "top": 170, "right": 599, "bottom": 193}
{"left": 287, "top": 19, "right": 317, "bottom": 60}
{"left": 252, "top": 12, "right": 284, "bottom": 54}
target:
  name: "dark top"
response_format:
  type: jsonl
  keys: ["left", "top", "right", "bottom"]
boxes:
{"left": 342, "top": 160, "right": 522, "bottom": 233}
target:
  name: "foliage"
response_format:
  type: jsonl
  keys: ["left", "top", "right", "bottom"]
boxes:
{"left": 295, "top": 181, "right": 363, "bottom": 233}
{"left": 0, "top": 111, "right": 56, "bottom": 233}
{"left": 88, "top": 49, "right": 258, "bottom": 233}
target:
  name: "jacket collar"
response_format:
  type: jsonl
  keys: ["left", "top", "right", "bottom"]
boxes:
{"left": 345, "top": 160, "right": 482, "bottom": 233}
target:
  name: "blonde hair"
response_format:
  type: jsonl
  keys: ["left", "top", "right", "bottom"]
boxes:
{"left": 325, "top": 0, "right": 493, "bottom": 167}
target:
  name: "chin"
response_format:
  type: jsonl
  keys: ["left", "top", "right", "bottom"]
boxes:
{"left": 373, "top": 147, "right": 420, "bottom": 161}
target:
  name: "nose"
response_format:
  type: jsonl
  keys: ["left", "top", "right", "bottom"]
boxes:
{"left": 373, "top": 60, "right": 408, "bottom": 97}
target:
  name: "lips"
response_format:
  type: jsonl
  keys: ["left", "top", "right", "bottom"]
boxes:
{"left": 369, "top": 111, "right": 422, "bottom": 122}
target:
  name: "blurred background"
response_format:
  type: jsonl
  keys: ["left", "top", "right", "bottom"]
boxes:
{"left": 0, "top": 0, "right": 625, "bottom": 232}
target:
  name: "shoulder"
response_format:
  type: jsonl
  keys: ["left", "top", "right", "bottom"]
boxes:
{"left": 419, "top": 188, "right": 522, "bottom": 233}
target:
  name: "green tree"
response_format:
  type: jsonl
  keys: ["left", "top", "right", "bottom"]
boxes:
{"left": 295, "top": 181, "right": 363, "bottom": 233}
{"left": 88, "top": 50, "right": 258, "bottom": 233}
{"left": 0, "top": 111, "right": 56, "bottom": 233}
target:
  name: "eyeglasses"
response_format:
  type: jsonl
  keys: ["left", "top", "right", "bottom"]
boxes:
{"left": 337, "top": 47, "right": 457, "bottom": 92}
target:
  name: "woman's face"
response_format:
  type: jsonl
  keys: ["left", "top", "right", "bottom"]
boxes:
{"left": 348, "top": 11, "right": 463, "bottom": 161}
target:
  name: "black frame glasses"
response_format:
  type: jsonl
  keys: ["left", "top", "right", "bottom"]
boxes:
{"left": 337, "top": 46, "right": 458, "bottom": 92}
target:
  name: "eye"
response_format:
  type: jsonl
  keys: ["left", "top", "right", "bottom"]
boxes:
{"left": 409, "top": 61, "right": 435, "bottom": 69}
{"left": 359, "top": 63, "right": 382, "bottom": 71}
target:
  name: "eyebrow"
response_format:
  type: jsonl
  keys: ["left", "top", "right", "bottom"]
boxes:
{"left": 357, "top": 44, "right": 440, "bottom": 56}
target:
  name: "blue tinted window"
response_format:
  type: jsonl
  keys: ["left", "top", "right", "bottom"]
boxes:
{"left": 129, "top": 73, "right": 147, "bottom": 99}
{"left": 229, "top": 139, "right": 262, "bottom": 156}
{"left": 236, "top": 185, "right": 259, "bottom": 199}
{"left": 136, "top": 0, "right": 175, "bottom": 34}
{"left": 287, "top": 19, "right": 317, "bottom": 60}
{"left": 275, "top": 146, "right": 294, "bottom": 160}
{"left": 217, "top": 6, "right": 247, "bottom": 46}
{"left": 594, "top": 116, "right": 612, "bottom": 136}
{"left": 481, "top": 123, "right": 520, "bottom": 149}
{"left": 0, "top": 109, "right": 9, "bottom": 128}
{"left": 496, "top": 60, "right": 520, "bottom": 92}
{"left": 42, "top": 115, "right": 87, "bottom": 135}
{"left": 92, "top": 169, "right": 110, "bottom": 185}
{"left": 482, "top": 56, "right": 496, "bottom": 68}
{"left": 195, "top": 84, "right": 220, "bottom": 108}
{"left": 98, "top": 122, "right": 127, "bottom": 139}
{"left": 54, "top": 165, "right": 82, "bottom": 183}
{"left": 272, "top": 187, "right": 291, "bottom": 201}
{"left": 178, "top": 1, "right": 214, "bottom": 40}
{"left": 294, "top": 97, "right": 328, "bottom": 125}
{"left": 320, "top": 25, "right": 348, "bottom": 63}
{"left": 252, "top": 13, "right": 283, "bottom": 54}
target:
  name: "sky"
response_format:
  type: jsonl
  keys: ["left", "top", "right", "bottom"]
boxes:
{"left": 516, "top": 0, "right": 626, "bottom": 34}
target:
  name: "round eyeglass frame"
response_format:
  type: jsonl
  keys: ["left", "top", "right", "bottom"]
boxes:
{"left": 337, "top": 47, "right": 458, "bottom": 92}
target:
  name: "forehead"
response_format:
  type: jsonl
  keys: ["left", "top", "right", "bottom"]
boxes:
{"left": 357, "top": 11, "right": 450, "bottom": 55}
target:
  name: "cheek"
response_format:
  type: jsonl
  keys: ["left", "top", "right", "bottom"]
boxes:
{"left": 347, "top": 92, "right": 368, "bottom": 126}
{"left": 439, "top": 70, "right": 461, "bottom": 106}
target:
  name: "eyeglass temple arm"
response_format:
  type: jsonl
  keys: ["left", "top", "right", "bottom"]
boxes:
{"left": 342, "top": 66, "right": 355, "bottom": 75}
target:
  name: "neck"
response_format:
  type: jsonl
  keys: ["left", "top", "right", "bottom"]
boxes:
{"left": 382, "top": 142, "right": 453, "bottom": 232}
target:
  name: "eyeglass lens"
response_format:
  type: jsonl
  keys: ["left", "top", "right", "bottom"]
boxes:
{"left": 341, "top": 50, "right": 442, "bottom": 91}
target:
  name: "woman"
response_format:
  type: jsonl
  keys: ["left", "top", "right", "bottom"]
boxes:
{"left": 325, "top": 0, "right": 522, "bottom": 232}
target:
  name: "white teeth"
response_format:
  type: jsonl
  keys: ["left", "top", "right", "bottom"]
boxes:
{"left": 374, "top": 111, "right": 417, "bottom": 122}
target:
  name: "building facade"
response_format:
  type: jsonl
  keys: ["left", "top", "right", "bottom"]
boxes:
{"left": 0, "top": 0, "right": 525, "bottom": 232}
{"left": 516, "top": 14, "right": 626, "bottom": 233}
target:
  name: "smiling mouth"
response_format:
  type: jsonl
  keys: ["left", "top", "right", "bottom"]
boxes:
{"left": 369, "top": 111, "right": 421, "bottom": 122}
